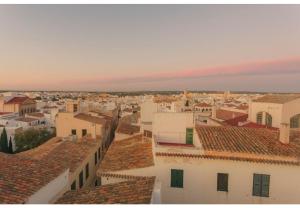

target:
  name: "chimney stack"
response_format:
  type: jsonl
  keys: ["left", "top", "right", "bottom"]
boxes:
{"left": 279, "top": 123, "right": 290, "bottom": 144}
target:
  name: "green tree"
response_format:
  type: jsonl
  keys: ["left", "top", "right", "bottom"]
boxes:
{"left": 14, "top": 128, "right": 55, "bottom": 153}
{"left": 8, "top": 138, "right": 13, "bottom": 154}
{"left": 0, "top": 128, "right": 9, "bottom": 153}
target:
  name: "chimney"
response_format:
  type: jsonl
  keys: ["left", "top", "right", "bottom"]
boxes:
{"left": 279, "top": 123, "right": 290, "bottom": 144}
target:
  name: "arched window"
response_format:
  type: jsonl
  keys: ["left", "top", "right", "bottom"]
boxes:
{"left": 256, "top": 112, "right": 263, "bottom": 124}
{"left": 290, "top": 114, "right": 300, "bottom": 128}
{"left": 265, "top": 113, "right": 272, "bottom": 127}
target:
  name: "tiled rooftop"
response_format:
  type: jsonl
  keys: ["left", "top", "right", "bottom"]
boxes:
{"left": 253, "top": 94, "right": 300, "bottom": 104}
{"left": 19, "top": 137, "right": 101, "bottom": 173}
{"left": 99, "top": 134, "right": 154, "bottom": 173}
{"left": 116, "top": 122, "right": 140, "bottom": 135}
{"left": 0, "top": 152, "right": 67, "bottom": 204}
{"left": 195, "top": 126, "right": 300, "bottom": 164}
{"left": 222, "top": 114, "right": 248, "bottom": 126}
{"left": 5, "top": 97, "right": 35, "bottom": 105}
{"left": 74, "top": 113, "right": 107, "bottom": 125}
{"left": 56, "top": 177, "right": 155, "bottom": 204}
{"left": 216, "top": 109, "right": 247, "bottom": 121}
{"left": 240, "top": 121, "right": 279, "bottom": 130}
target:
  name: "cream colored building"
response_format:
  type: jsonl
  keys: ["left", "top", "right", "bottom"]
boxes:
{"left": 99, "top": 108, "right": 300, "bottom": 204}
{"left": 249, "top": 94, "right": 300, "bottom": 129}
{"left": 56, "top": 112, "right": 105, "bottom": 139}
{"left": 0, "top": 96, "right": 36, "bottom": 116}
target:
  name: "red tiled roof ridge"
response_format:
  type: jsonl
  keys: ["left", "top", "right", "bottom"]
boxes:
{"left": 156, "top": 152, "right": 300, "bottom": 166}
{"left": 204, "top": 150, "right": 299, "bottom": 163}
{"left": 99, "top": 172, "right": 155, "bottom": 180}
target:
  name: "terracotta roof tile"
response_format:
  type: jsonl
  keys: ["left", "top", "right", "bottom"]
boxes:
{"left": 253, "top": 94, "right": 300, "bottom": 104}
{"left": 74, "top": 113, "right": 107, "bottom": 125}
{"left": 216, "top": 109, "right": 247, "bottom": 121}
{"left": 56, "top": 177, "right": 155, "bottom": 204}
{"left": 116, "top": 122, "right": 140, "bottom": 135}
{"left": 241, "top": 122, "right": 279, "bottom": 130}
{"left": 99, "top": 134, "right": 154, "bottom": 173}
{"left": 0, "top": 153, "right": 67, "bottom": 204}
{"left": 223, "top": 114, "right": 248, "bottom": 126}
{"left": 5, "top": 97, "right": 35, "bottom": 105}
{"left": 195, "top": 126, "right": 300, "bottom": 164}
{"left": 20, "top": 137, "right": 101, "bottom": 173}
{"left": 156, "top": 152, "right": 300, "bottom": 166}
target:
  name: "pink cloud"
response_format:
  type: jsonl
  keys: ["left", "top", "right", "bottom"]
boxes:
{"left": 70, "top": 56, "right": 300, "bottom": 86}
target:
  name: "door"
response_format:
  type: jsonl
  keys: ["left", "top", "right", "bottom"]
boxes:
{"left": 186, "top": 128, "right": 193, "bottom": 145}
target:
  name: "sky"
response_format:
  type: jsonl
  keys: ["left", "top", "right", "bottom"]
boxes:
{"left": 0, "top": 4, "right": 300, "bottom": 92}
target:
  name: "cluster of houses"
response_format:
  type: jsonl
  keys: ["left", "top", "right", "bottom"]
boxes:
{"left": 1, "top": 91, "right": 300, "bottom": 204}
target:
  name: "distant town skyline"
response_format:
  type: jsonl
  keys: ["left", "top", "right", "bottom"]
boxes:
{"left": 1, "top": 5, "right": 300, "bottom": 92}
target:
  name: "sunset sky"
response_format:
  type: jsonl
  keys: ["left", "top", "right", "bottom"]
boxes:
{"left": 1, "top": 5, "right": 300, "bottom": 92}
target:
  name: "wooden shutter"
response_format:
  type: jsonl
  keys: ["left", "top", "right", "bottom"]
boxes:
{"left": 186, "top": 128, "right": 193, "bottom": 145}
{"left": 217, "top": 173, "right": 228, "bottom": 192}
{"left": 252, "top": 174, "right": 262, "bottom": 196}
{"left": 261, "top": 175, "right": 270, "bottom": 197}
{"left": 177, "top": 170, "right": 183, "bottom": 188}
{"left": 171, "top": 169, "right": 177, "bottom": 187}
{"left": 171, "top": 169, "right": 184, "bottom": 188}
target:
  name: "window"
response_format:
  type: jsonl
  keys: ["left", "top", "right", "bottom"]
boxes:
{"left": 73, "top": 104, "right": 78, "bottom": 112}
{"left": 252, "top": 174, "right": 270, "bottom": 197}
{"left": 186, "top": 128, "right": 193, "bottom": 145}
{"left": 82, "top": 129, "right": 87, "bottom": 137}
{"left": 217, "top": 173, "right": 228, "bottom": 192}
{"left": 290, "top": 114, "right": 300, "bottom": 128}
{"left": 256, "top": 112, "right": 263, "bottom": 124}
{"left": 94, "top": 152, "right": 98, "bottom": 165}
{"left": 71, "top": 181, "right": 76, "bottom": 190}
{"left": 79, "top": 171, "right": 84, "bottom": 188}
{"left": 265, "top": 113, "right": 272, "bottom": 127}
{"left": 85, "top": 163, "right": 89, "bottom": 179}
{"left": 171, "top": 169, "right": 184, "bottom": 188}
{"left": 71, "top": 129, "right": 76, "bottom": 136}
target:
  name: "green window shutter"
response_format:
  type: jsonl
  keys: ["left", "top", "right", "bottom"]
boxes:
{"left": 252, "top": 174, "right": 262, "bottom": 196}
{"left": 217, "top": 173, "right": 228, "bottom": 192}
{"left": 171, "top": 169, "right": 184, "bottom": 188}
{"left": 261, "top": 175, "right": 270, "bottom": 197}
{"left": 171, "top": 169, "right": 177, "bottom": 187}
{"left": 177, "top": 170, "right": 183, "bottom": 188}
{"left": 186, "top": 128, "right": 193, "bottom": 145}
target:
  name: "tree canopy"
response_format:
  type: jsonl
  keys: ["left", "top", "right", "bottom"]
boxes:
{"left": 14, "top": 128, "right": 55, "bottom": 153}
{"left": 0, "top": 128, "right": 9, "bottom": 153}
